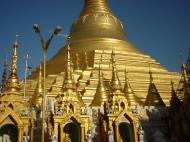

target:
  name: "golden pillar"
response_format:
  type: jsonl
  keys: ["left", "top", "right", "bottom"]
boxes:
{"left": 115, "top": 121, "right": 120, "bottom": 142}
{"left": 18, "top": 126, "right": 23, "bottom": 142}
{"left": 108, "top": 115, "right": 113, "bottom": 128}
{"left": 84, "top": 119, "right": 89, "bottom": 135}
{"left": 30, "top": 112, "right": 35, "bottom": 142}
{"left": 60, "top": 124, "right": 64, "bottom": 142}
{"left": 48, "top": 122, "right": 52, "bottom": 139}
{"left": 131, "top": 121, "right": 138, "bottom": 142}
{"left": 80, "top": 125, "right": 85, "bottom": 142}
{"left": 30, "top": 124, "right": 34, "bottom": 142}
{"left": 54, "top": 122, "right": 59, "bottom": 141}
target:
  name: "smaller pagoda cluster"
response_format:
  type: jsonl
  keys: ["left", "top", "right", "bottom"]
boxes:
{"left": 25, "top": 45, "right": 169, "bottom": 142}
{"left": 0, "top": 40, "right": 32, "bottom": 142}
{"left": 169, "top": 50, "right": 190, "bottom": 142}
{"left": 0, "top": 40, "right": 189, "bottom": 142}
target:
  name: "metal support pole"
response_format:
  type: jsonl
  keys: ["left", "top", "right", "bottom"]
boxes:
{"left": 33, "top": 24, "right": 61, "bottom": 142}
{"left": 41, "top": 49, "right": 46, "bottom": 142}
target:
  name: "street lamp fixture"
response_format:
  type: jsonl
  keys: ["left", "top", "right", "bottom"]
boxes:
{"left": 33, "top": 24, "right": 61, "bottom": 142}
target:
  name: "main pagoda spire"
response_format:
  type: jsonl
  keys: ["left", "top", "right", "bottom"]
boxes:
{"left": 29, "top": 0, "right": 141, "bottom": 78}
{"left": 69, "top": 0, "right": 127, "bottom": 42}
{"left": 80, "top": 0, "right": 112, "bottom": 16}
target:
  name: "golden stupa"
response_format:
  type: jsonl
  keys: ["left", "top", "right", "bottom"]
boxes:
{"left": 2, "top": 0, "right": 187, "bottom": 142}
{"left": 28, "top": 0, "right": 180, "bottom": 106}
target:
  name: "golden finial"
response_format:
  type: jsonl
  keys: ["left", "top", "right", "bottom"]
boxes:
{"left": 123, "top": 67, "right": 133, "bottom": 94}
{"left": 149, "top": 64, "right": 153, "bottom": 84}
{"left": 181, "top": 64, "right": 190, "bottom": 102}
{"left": 85, "top": 52, "right": 88, "bottom": 69}
{"left": 91, "top": 65, "right": 109, "bottom": 106}
{"left": 170, "top": 80, "right": 181, "bottom": 110}
{"left": 182, "top": 63, "right": 188, "bottom": 84}
{"left": 66, "top": 45, "right": 72, "bottom": 80}
{"left": 5, "top": 39, "right": 20, "bottom": 92}
{"left": 110, "top": 50, "right": 122, "bottom": 93}
{"left": 171, "top": 80, "right": 175, "bottom": 92}
{"left": 62, "top": 45, "right": 76, "bottom": 92}
{"left": 75, "top": 53, "right": 80, "bottom": 70}
{"left": 123, "top": 67, "right": 136, "bottom": 106}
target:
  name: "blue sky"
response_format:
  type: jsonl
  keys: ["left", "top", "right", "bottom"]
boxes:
{"left": 0, "top": 0, "right": 190, "bottom": 80}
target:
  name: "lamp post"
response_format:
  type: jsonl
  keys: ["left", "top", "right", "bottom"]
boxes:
{"left": 33, "top": 24, "right": 61, "bottom": 142}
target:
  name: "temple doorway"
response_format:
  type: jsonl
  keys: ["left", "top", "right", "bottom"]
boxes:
{"left": 63, "top": 122, "right": 80, "bottom": 142}
{"left": 0, "top": 124, "right": 18, "bottom": 142}
{"left": 119, "top": 122, "right": 133, "bottom": 142}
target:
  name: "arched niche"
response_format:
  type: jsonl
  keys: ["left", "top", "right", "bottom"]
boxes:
{"left": 0, "top": 124, "right": 18, "bottom": 142}
{"left": 119, "top": 122, "right": 133, "bottom": 142}
{"left": 63, "top": 122, "right": 80, "bottom": 142}
{"left": 114, "top": 110, "right": 138, "bottom": 142}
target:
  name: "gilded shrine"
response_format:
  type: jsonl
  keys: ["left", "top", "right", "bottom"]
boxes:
{"left": 0, "top": 0, "right": 190, "bottom": 142}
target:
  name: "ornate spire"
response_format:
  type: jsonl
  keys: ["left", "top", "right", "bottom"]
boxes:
{"left": 149, "top": 66, "right": 153, "bottom": 84}
{"left": 171, "top": 80, "right": 176, "bottom": 95}
{"left": 107, "top": 54, "right": 129, "bottom": 113}
{"left": 186, "top": 48, "right": 190, "bottom": 80}
{"left": 181, "top": 64, "right": 190, "bottom": 105}
{"left": 110, "top": 50, "right": 122, "bottom": 94}
{"left": 123, "top": 67, "right": 136, "bottom": 106}
{"left": 80, "top": 0, "right": 112, "bottom": 17}
{"left": 91, "top": 65, "right": 109, "bottom": 106}
{"left": 170, "top": 81, "right": 181, "bottom": 112}
{"left": 176, "top": 64, "right": 188, "bottom": 101}
{"left": 182, "top": 64, "right": 189, "bottom": 86}
{"left": 5, "top": 40, "right": 20, "bottom": 92}
{"left": 123, "top": 68, "right": 133, "bottom": 94}
{"left": 0, "top": 59, "right": 8, "bottom": 93}
{"left": 58, "top": 45, "right": 84, "bottom": 114}
{"left": 144, "top": 70, "right": 165, "bottom": 107}
{"left": 67, "top": 45, "right": 72, "bottom": 79}
{"left": 62, "top": 45, "right": 83, "bottom": 102}
{"left": 62, "top": 45, "right": 76, "bottom": 92}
